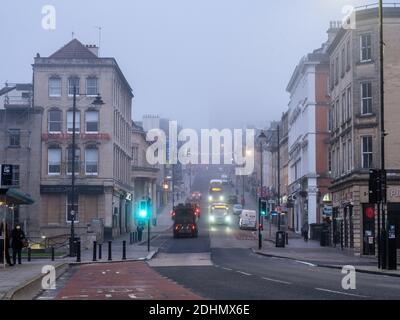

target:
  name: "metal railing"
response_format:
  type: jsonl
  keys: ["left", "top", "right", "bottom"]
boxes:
{"left": 355, "top": 2, "right": 400, "bottom": 10}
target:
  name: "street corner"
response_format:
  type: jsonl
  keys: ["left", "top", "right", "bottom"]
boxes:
{"left": 54, "top": 261, "right": 204, "bottom": 300}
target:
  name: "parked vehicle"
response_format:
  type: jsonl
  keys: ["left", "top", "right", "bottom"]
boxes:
{"left": 239, "top": 210, "right": 257, "bottom": 230}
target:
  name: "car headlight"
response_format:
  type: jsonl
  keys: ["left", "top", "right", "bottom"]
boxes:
{"left": 225, "top": 216, "right": 231, "bottom": 223}
{"left": 220, "top": 196, "right": 224, "bottom": 201}
{"left": 209, "top": 215, "right": 215, "bottom": 223}
{"left": 208, "top": 196, "right": 213, "bottom": 202}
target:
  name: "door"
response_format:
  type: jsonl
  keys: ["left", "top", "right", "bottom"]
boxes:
{"left": 363, "top": 204, "right": 376, "bottom": 256}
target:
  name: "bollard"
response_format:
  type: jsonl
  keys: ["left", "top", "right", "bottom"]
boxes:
{"left": 122, "top": 241, "right": 127, "bottom": 260}
{"left": 27, "top": 247, "right": 31, "bottom": 262}
{"left": 134, "top": 231, "right": 137, "bottom": 243}
{"left": 93, "top": 241, "right": 97, "bottom": 262}
{"left": 108, "top": 241, "right": 112, "bottom": 261}
{"left": 51, "top": 247, "right": 55, "bottom": 261}
{"left": 98, "top": 243, "right": 102, "bottom": 260}
{"left": 286, "top": 233, "right": 289, "bottom": 245}
{"left": 76, "top": 241, "right": 81, "bottom": 263}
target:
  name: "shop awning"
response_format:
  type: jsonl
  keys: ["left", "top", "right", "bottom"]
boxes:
{"left": 0, "top": 188, "right": 35, "bottom": 205}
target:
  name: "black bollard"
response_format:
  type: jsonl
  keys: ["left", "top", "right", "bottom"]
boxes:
{"left": 122, "top": 241, "right": 127, "bottom": 260}
{"left": 51, "top": 247, "right": 55, "bottom": 261}
{"left": 133, "top": 232, "right": 137, "bottom": 243}
{"left": 27, "top": 247, "right": 31, "bottom": 262}
{"left": 98, "top": 243, "right": 102, "bottom": 260}
{"left": 93, "top": 241, "right": 97, "bottom": 262}
{"left": 286, "top": 233, "right": 289, "bottom": 245}
{"left": 76, "top": 241, "right": 81, "bottom": 263}
{"left": 108, "top": 241, "right": 112, "bottom": 261}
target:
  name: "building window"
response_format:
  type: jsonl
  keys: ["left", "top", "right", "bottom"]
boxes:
{"left": 341, "top": 47, "right": 345, "bottom": 77}
{"left": 67, "top": 147, "right": 81, "bottom": 175}
{"left": 342, "top": 93, "right": 346, "bottom": 124}
{"left": 335, "top": 56, "right": 339, "bottom": 84}
{"left": 66, "top": 193, "right": 79, "bottom": 223}
{"left": 342, "top": 141, "right": 346, "bottom": 174}
{"left": 335, "top": 100, "right": 340, "bottom": 128}
{"left": 346, "top": 39, "right": 351, "bottom": 70}
{"left": 48, "top": 147, "right": 61, "bottom": 175}
{"left": 86, "top": 78, "right": 98, "bottom": 96}
{"left": 49, "top": 77, "right": 61, "bottom": 97}
{"left": 68, "top": 77, "right": 80, "bottom": 96}
{"left": 85, "top": 110, "right": 99, "bottom": 133}
{"left": 347, "top": 86, "right": 352, "bottom": 120}
{"left": 348, "top": 139, "right": 352, "bottom": 172}
{"left": 362, "top": 136, "right": 373, "bottom": 169}
{"left": 8, "top": 129, "right": 20, "bottom": 147}
{"left": 328, "top": 149, "right": 332, "bottom": 174}
{"left": 85, "top": 147, "right": 98, "bottom": 175}
{"left": 67, "top": 111, "right": 80, "bottom": 133}
{"left": 48, "top": 110, "right": 62, "bottom": 133}
{"left": 360, "top": 34, "right": 372, "bottom": 62}
{"left": 361, "top": 82, "right": 372, "bottom": 115}
{"left": 328, "top": 108, "right": 333, "bottom": 132}
{"left": 12, "top": 165, "right": 20, "bottom": 186}
{"left": 332, "top": 149, "right": 336, "bottom": 177}
{"left": 132, "top": 145, "right": 139, "bottom": 166}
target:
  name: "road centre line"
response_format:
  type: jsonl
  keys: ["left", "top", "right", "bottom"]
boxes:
{"left": 262, "top": 277, "right": 292, "bottom": 285}
{"left": 315, "top": 288, "right": 369, "bottom": 298}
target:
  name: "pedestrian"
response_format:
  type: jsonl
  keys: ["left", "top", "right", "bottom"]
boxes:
{"left": 11, "top": 224, "right": 26, "bottom": 265}
{"left": 0, "top": 222, "right": 13, "bottom": 266}
{"left": 301, "top": 222, "right": 309, "bottom": 242}
{"left": 137, "top": 223, "right": 144, "bottom": 242}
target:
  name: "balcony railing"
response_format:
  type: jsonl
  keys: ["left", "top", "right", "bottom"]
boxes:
{"left": 4, "top": 95, "right": 32, "bottom": 107}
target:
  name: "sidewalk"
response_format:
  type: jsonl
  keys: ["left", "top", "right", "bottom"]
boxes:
{"left": 0, "top": 203, "right": 173, "bottom": 300}
{"left": 241, "top": 190, "right": 400, "bottom": 277}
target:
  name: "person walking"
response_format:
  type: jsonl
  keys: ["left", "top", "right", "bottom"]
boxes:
{"left": 11, "top": 224, "right": 26, "bottom": 265}
{"left": 0, "top": 222, "right": 13, "bottom": 266}
{"left": 301, "top": 222, "right": 309, "bottom": 242}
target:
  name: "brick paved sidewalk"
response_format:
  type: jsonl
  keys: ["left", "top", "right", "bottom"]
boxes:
{"left": 55, "top": 261, "right": 204, "bottom": 300}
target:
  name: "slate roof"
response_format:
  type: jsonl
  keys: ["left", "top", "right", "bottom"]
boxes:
{"left": 49, "top": 39, "right": 98, "bottom": 59}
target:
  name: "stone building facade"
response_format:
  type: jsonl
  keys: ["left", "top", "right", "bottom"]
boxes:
{"left": 33, "top": 39, "right": 134, "bottom": 241}
{"left": 328, "top": 7, "right": 400, "bottom": 256}
{"left": 0, "top": 84, "right": 42, "bottom": 235}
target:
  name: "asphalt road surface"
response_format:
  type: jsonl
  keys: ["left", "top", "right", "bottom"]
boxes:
{"left": 149, "top": 167, "right": 400, "bottom": 300}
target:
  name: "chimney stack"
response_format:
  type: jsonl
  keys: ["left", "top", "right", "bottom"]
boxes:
{"left": 326, "top": 21, "right": 342, "bottom": 44}
{"left": 85, "top": 44, "right": 99, "bottom": 57}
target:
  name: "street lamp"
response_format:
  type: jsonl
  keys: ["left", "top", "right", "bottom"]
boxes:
{"left": 258, "top": 131, "right": 268, "bottom": 250}
{"left": 69, "top": 86, "right": 104, "bottom": 257}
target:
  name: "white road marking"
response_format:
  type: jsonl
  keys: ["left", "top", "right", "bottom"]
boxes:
{"left": 237, "top": 271, "right": 252, "bottom": 276}
{"left": 105, "top": 294, "right": 113, "bottom": 298}
{"left": 262, "top": 277, "right": 292, "bottom": 285}
{"left": 295, "top": 260, "right": 317, "bottom": 267}
{"left": 128, "top": 294, "right": 138, "bottom": 299}
{"left": 315, "top": 288, "right": 369, "bottom": 298}
{"left": 222, "top": 267, "right": 233, "bottom": 271}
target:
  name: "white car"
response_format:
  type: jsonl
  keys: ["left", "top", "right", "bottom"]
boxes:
{"left": 239, "top": 210, "right": 257, "bottom": 230}
{"left": 232, "top": 204, "right": 243, "bottom": 216}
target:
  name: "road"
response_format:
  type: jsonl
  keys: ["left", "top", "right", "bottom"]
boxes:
{"left": 37, "top": 166, "right": 400, "bottom": 300}
{"left": 149, "top": 168, "right": 400, "bottom": 300}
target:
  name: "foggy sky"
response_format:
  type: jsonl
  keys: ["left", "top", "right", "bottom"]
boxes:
{"left": 0, "top": 0, "right": 375, "bottom": 130}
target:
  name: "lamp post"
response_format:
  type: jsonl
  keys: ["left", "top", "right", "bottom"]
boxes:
{"left": 258, "top": 131, "right": 268, "bottom": 250}
{"left": 69, "top": 86, "right": 104, "bottom": 257}
{"left": 378, "top": 0, "right": 388, "bottom": 270}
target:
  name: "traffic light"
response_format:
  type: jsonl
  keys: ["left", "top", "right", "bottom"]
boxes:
{"left": 137, "top": 199, "right": 151, "bottom": 220}
{"left": 260, "top": 200, "right": 268, "bottom": 216}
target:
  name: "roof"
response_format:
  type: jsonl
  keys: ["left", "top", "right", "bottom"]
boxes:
{"left": 49, "top": 39, "right": 98, "bottom": 59}
{"left": 0, "top": 86, "right": 15, "bottom": 96}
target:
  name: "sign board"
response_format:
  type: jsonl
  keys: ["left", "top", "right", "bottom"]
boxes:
{"left": 323, "top": 205, "right": 333, "bottom": 216}
{"left": 0, "top": 164, "right": 13, "bottom": 186}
